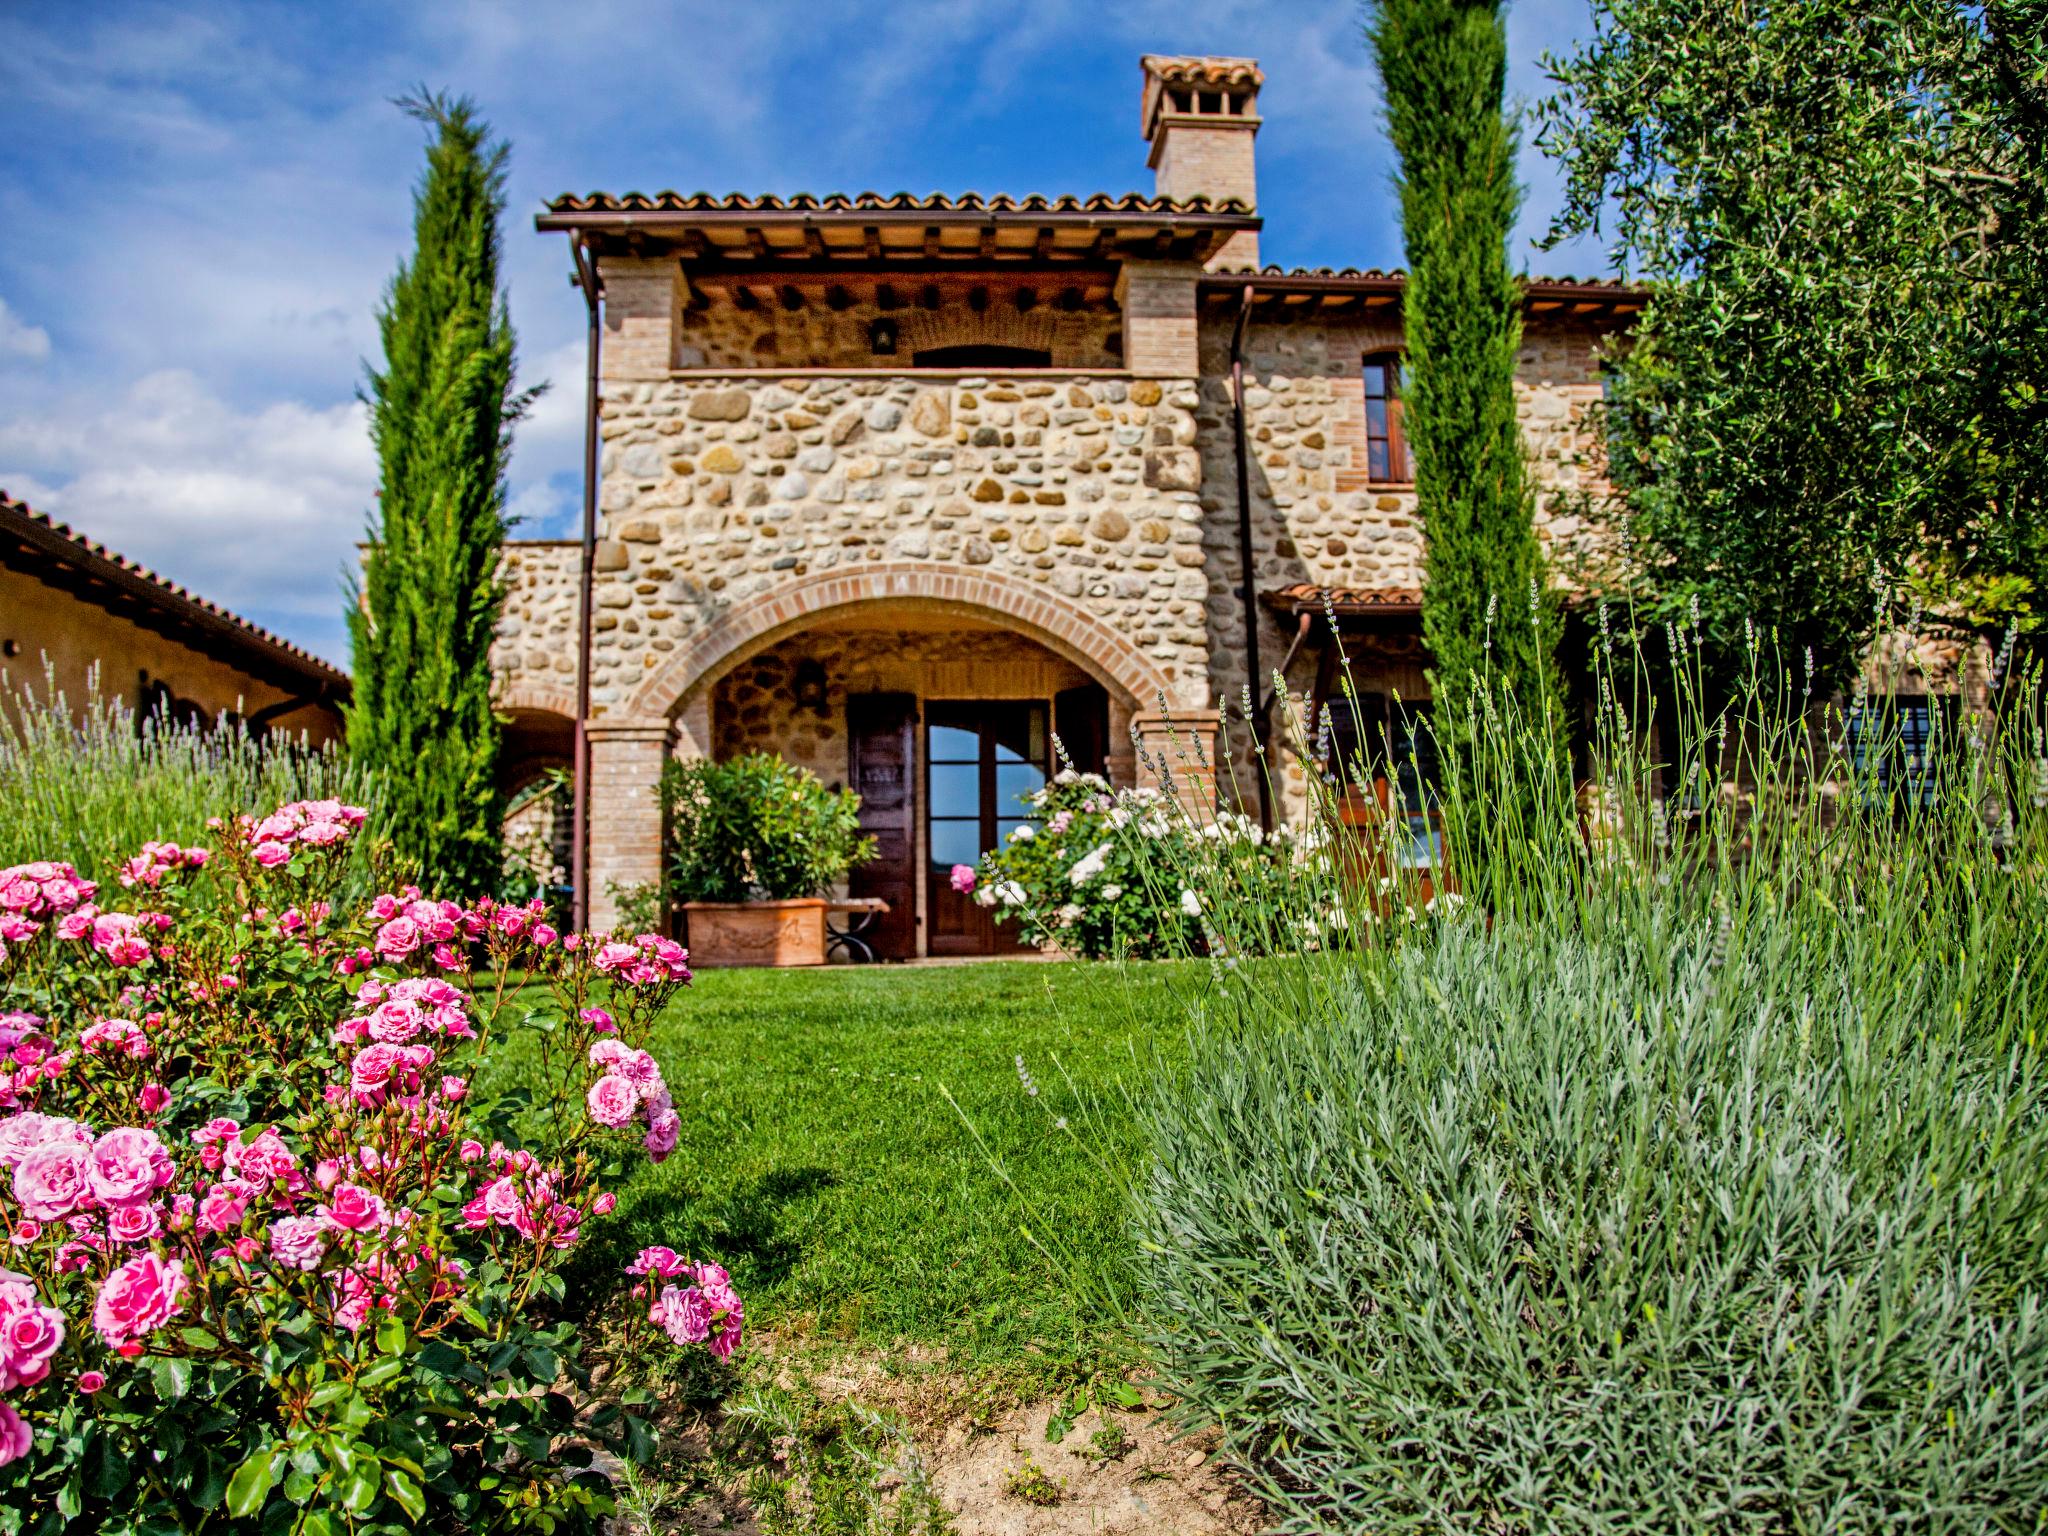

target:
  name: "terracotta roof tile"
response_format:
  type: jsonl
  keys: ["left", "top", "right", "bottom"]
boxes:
{"left": 1141, "top": 55, "right": 1265, "bottom": 89}
{"left": 543, "top": 189, "right": 1253, "bottom": 217}
{"left": 1224, "top": 265, "right": 1643, "bottom": 293}
{"left": 0, "top": 490, "right": 349, "bottom": 690}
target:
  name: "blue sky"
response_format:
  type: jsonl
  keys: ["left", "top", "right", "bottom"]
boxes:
{"left": 0, "top": 0, "right": 1606, "bottom": 665}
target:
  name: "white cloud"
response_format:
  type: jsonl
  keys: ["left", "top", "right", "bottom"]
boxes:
{"left": 0, "top": 298, "right": 50, "bottom": 362}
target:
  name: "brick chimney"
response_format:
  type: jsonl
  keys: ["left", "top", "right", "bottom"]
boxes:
{"left": 1140, "top": 55, "right": 1262, "bottom": 271}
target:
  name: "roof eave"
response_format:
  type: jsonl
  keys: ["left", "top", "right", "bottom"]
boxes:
{"left": 535, "top": 206, "right": 1261, "bottom": 235}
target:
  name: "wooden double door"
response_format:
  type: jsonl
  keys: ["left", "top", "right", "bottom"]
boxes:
{"left": 845, "top": 687, "right": 1105, "bottom": 958}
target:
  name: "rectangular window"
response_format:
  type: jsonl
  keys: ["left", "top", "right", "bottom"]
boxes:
{"left": 1363, "top": 353, "right": 1411, "bottom": 484}
{"left": 1847, "top": 694, "right": 1951, "bottom": 813}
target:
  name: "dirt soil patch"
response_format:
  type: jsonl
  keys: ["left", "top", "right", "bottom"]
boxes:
{"left": 629, "top": 1337, "right": 1269, "bottom": 1535}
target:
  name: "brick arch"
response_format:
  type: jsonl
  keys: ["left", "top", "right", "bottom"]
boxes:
{"left": 497, "top": 684, "right": 577, "bottom": 719}
{"left": 625, "top": 563, "right": 1177, "bottom": 722}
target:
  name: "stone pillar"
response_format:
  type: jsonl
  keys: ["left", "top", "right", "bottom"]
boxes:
{"left": 1131, "top": 708, "right": 1223, "bottom": 814}
{"left": 584, "top": 717, "right": 672, "bottom": 931}
{"left": 598, "top": 256, "right": 682, "bottom": 382}
{"left": 1117, "top": 262, "right": 1200, "bottom": 379}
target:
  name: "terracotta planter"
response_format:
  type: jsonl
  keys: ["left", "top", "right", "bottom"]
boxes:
{"left": 681, "top": 898, "right": 828, "bottom": 968}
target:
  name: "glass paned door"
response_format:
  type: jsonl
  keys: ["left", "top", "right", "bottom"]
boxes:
{"left": 925, "top": 701, "right": 1049, "bottom": 955}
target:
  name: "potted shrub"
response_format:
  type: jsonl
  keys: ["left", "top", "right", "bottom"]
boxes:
{"left": 660, "top": 753, "right": 875, "bottom": 967}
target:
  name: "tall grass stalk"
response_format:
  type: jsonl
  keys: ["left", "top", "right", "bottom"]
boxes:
{"left": 0, "top": 666, "right": 376, "bottom": 882}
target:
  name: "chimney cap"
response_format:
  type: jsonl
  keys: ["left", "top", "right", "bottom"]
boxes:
{"left": 1140, "top": 55, "right": 1263, "bottom": 142}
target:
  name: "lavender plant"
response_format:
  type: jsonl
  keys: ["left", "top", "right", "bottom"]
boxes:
{"left": 1131, "top": 620, "right": 2048, "bottom": 1531}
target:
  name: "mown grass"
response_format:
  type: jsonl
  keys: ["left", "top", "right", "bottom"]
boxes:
{"left": 522, "top": 960, "right": 1200, "bottom": 1387}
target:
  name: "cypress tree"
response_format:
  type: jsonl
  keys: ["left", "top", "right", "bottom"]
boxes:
{"left": 1369, "top": 0, "right": 1562, "bottom": 729}
{"left": 347, "top": 92, "right": 528, "bottom": 896}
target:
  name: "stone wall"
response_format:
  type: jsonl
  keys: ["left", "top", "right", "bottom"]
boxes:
{"left": 492, "top": 541, "right": 582, "bottom": 706}
{"left": 678, "top": 297, "right": 1123, "bottom": 371}
{"left": 1192, "top": 313, "right": 1614, "bottom": 815}
{"left": 537, "top": 370, "right": 1212, "bottom": 718}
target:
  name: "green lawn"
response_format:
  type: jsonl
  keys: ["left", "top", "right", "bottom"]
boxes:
{"left": 551, "top": 960, "right": 1201, "bottom": 1384}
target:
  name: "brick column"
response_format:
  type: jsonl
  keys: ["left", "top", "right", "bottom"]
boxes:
{"left": 584, "top": 717, "right": 672, "bottom": 931}
{"left": 597, "top": 256, "right": 681, "bottom": 382}
{"left": 1116, "top": 262, "right": 1200, "bottom": 378}
{"left": 1131, "top": 708, "right": 1222, "bottom": 814}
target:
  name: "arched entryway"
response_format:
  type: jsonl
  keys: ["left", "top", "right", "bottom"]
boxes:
{"left": 586, "top": 565, "right": 1209, "bottom": 951}
{"left": 496, "top": 690, "right": 576, "bottom": 908}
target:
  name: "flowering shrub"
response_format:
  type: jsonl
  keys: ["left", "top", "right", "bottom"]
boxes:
{"left": 0, "top": 799, "right": 734, "bottom": 1533}
{"left": 971, "top": 772, "right": 1321, "bottom": 960}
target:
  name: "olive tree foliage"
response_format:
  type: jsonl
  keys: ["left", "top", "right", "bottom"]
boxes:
{"left": 1538, "top": 0, "right": 2048, "bottom": 691}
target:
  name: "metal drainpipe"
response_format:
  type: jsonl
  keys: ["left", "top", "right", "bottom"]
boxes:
{"left": 569, "top": 234, "right": 602, "bottom": 934}
{"left": 1229, "top": 282, "right": 1272, "bottom": 832}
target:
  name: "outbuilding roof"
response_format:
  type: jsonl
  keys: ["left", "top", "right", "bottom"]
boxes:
{"left": 1264, "top": 583, "right": 1424, "bottom": 618}
{"left": 0, "top": 491, "right": 349, "bottom": 695}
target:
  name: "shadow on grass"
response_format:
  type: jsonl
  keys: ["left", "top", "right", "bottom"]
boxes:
{"left": 564, "top": 1164, "right": 839, "bottom": 1305}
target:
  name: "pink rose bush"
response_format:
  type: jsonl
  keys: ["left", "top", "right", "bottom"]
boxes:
{"left": 0, "top": 798, "right": 730, "bottom": 1530}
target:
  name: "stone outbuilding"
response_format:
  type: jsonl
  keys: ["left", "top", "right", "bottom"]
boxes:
{"left": 503, "top": 53, "right": 1643, "bottom": 951}
{"left": 2, "top": 490, "right": 347, "bottom": 744}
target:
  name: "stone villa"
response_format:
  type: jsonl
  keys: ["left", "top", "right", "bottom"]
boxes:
{"left": 497, "top": 54, "right": 1643, "bottom": 954}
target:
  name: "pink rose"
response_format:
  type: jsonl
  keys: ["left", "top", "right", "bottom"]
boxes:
{"left": 643, "top": 1109, "right": 681, "bottom": 1163}
{"left": 0, "top": 1111, "right": 89, "bottom": 1170}
{"left": 77, "top": 1370, "right": 106, "bottom": 1393}
{"left": 627, "top": 1245, "right": 686, "bottom": 1279}
{"left": 592, "top": 940, "right": 638, "bottom": 973}
{"left": 0, "top": 1279, "right": 66, "bottom": 1390}
{"left": 651, "top": 1283, "right": 711, "bottom": 1345}
{"left": 950, "top": 863, "right": 977, "bottom": 894}
{"left": 320, "top": 1183, "right": 388, "bottom": 1232}
{"left": 104, "top": 1203, "right": 162, "bottom": 1244}
{"left": 197, "top": 1182, "right": 251, "bottom": 1234}
{"left": 616, "top": 1049, "right": 663, "bottom": 1088}
{"left": 93, "top": 1252, "right": 187, "bottom": 1347}
{"left": 87, "top": 1127, "right": 175, "bottom": 1209}
{"left": 90, "top": 913, "right": 151, "bottom": 967}
{"left": 227, "top": 1130, "right": 296, "bottom": 1186}
{"left": 480, "top": 1176, "right": 523, "bottom": 1225}
{"left": 349, "top": 1043, "right": 399, "bottom": 1101}
{"left": 580, "top": 1006, "right": 615, "bottom": 1034}
{"left": 591, "top": 1191, "right": 617, "bottom": 1216}
{"left": 366, "top": 1000, "right": 421, "bottom": 1043}
{"left": 0, "top": 1401, "right": 27, "bottom": 1468}
{"left": 139, "top": 1082, "right": 171, "bottom": 1114}
{"left": 14, "top": 1140, "right": 93, "bottom": 1220}
{"left": 267, "top": 1215, "right": 325, "bottom": 1271}
{"left": 585, "top": 1074, "right": 640, "bottom": 1128}
{"left": 80, "top": 1018, "right": 150, "bottom": 1059}
{"left": 373, "top": 917, "right": 421, "bottom": 961}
